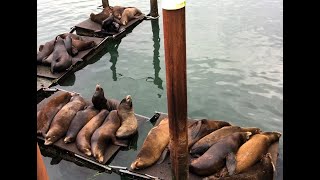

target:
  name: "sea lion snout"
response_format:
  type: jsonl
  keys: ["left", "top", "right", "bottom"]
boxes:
{"left": 126, "top": 95, "right": 132, "bottom": 102}
{"left": 95, "top": 84, "right": 101, "bottom": 91}
{"left": 245, "top": 132, "right": 252, "bottom": 139}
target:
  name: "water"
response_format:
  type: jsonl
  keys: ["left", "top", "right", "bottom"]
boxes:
{"left": 37, "top": 0, "right": 283, "bottom": 179}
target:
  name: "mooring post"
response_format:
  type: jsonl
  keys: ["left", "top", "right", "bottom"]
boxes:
{"left": 150, "top": 0, "right": 159, "bottom": 17}
{"left": 37, "top": 143, "right": 49, "bottom": 180}
{"left": 102, "top": 0, "right": 109, "bottom": 8}
{"left": 162, "top": 0, "right": 188, "bottom": 179}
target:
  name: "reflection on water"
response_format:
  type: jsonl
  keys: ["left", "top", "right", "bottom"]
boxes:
{"left": 108, "top": 39, "right": 122, "bottom": 81}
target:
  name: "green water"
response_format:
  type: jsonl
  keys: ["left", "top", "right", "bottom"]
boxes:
{"left": 37, "top": 0, "right": 283, "bottom": 179}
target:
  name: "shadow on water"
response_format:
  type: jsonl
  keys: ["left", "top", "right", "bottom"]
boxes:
{"left": 108, "top": 39, "right": 122, "bottom": 81}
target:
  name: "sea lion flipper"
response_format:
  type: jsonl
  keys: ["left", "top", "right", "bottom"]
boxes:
{"left": 39, "top": 45, "right": 44, "bottom": 51}
{"left": 112, "top": 136, "right": 128, "bottom": 147}
{"left": 71, "top": 58, "right": 83, "bottom": 65}
{"left": 157, "top": 146, "right": 169, "bottom": 164}
{"left": 226, "top": 152, "right": 236, "bottom": 175}
{"left": 71, "top": 47, "right": 78, "bottom": 56}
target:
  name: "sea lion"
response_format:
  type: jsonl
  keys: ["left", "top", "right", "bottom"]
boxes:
{"left": 91, "top": 110, "right": 127, "bottom": 163}
{"left": 188, "top": 119, "right": 231, "bottom": 150}
{"left": 64, "top": 105, "right": 100, "bottom": 143}
{"left": 51, "top": 36, "right": 82, "bottom": 73}
{"left": 58, "top": 33, "right": 82, "bottom": 40}
{"left": 190, "top": 126, "right": 261, "bottom": 157}
{"left": 37, "top": 91, "right": 72, "bottom": 136}
{"left": 130, "top": 118, "right": 169, "bottom": 170}
{"left": 71, "top": 38, "right": 96, "bottom": 52}
{"left": 119, "top": 7, "right": 142, "bottom": 26}
{"left": 101, "top": 15, "right": 120, "bottom": 33}
{"left": 90, "top": 7, "right": 113, "bottom": 24}
{"left": 116, "top": 95, "right": 138, "bottom": 139}
{"left": 62, "top": 35, "right": 79, "bottom": 56}
{"left": 204, "top": 153, "right": 275, "bottom": 180}
{"left": 42, "top": 52, "right": 53, "bottom": 65}
{"left": 228, "top": 132, "right": 281, "bottom": 175}
{"left": 37, "top": 39, "right": 55, "bottom": 63}
{"left": 76, "top": 109, "right": 109, "bottom": 156}
{"left": 44, "top": 94, "right": 86, "bottom": 145}
{"left": 92, "top": 84, "right": 120, "bottom": 111}
{"left": 189, "top": 132, "right": 252, "bottom": 176}
{"left": 112, "top": 6, "right": 126, "bottom": 20}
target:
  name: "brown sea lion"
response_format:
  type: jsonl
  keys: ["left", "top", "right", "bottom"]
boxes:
{"left": 64, "top": 105, "right": 100, "bottom": 143}
{"left": 116, "top": 95, "right": 138, "bottom": 139}
{"left": 91, "top": 110, "right": 127, "bottom": 163}
{"left": 76, "top": 109, "right": 109, "bottom": 156}
{"left": 189, "top": 132, "right": 252, "bottom": 176}
{"left": 130, "top": 118, "right": 169, "bottom": 170}
{"left": 228, "top": 132, "right": 281, "bottom": 175}
{"left": 120, "top": 7, "right": 142, "bottom": 26}
{"left": 92, "top": 84, "right": 120, "bottom": 111}
{"left": 188, "top": 119, "right": 231, "bottom": 150}
{"left": 58, "top": 33, "right": 82, "bottom": 40}
{"left": 37, "top": 91, "right": 72, "bottom": 136}
{"left": 71, "top": 38, "right": 95, "bottom": 52}
{"left": 37, "top": 39, "right": 55, "bottom": 63}
{"left": 42, "top": 52, "right": 53, "bottom": 65}
{"left": 63, "top": 35, "right": 79, "bottom": 56}
{"left": 90, "top": 7, "right": 113, "bottom": 24}
{"left": 190, "top": 126, "right": 261, "bottom": 157}
{"left": 51, "top": 36, "right": 82, "bottom": 73}
{"left": 112, "top": 6, "right": 126, "bottom": 20}
{"left": 44, "top": 94, "right": 86, "bottom": 145}
{"left": 204, "top": 153, "right": 275, "bottom": 180}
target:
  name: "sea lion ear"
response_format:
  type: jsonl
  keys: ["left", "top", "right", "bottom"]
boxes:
{"left": 226, "top": 152, "right": 236, "bottom": 176}
{"left": 39, "top": 45, "right": 44, "bottom": 51}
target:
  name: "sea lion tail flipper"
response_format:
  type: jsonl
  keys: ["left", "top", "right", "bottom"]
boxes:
{"left": 157, "top": 146, "right": 169, "bottom": 164}
{"left": 71, "top": 58, "right": 83, "bottom": 65}
{"left": 71, "top": 46, "right": 78, "bottom": 56}
{"left": 112, "top": 136, "right": 128, "bottom": 147}
{"left": 226, "top": 152, "right": 236, "bottom": 176}
{"left": 39, "top": 45, "right": 44, "bottom": 51}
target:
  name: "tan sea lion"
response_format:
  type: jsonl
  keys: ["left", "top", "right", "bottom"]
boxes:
{"left": 37, "top": 91, "right": 72, "bottom": 136}
{"left": 119, "top": 7, "right": 142, "bottom": 26}
{"left": 91, "top": 110, "right": 127, "bottom": 163}
{"left": 92, "top": 84, "right": 120, "bottom": 111}
{"left": 188, "top": 119, "right": 231, "bottom": 150}
{"left": 228, "top": 132, "right": 281, "bottom": 175}
{"left": 204, "top": 153, "right": 275, "bottom": 180}
{"left": 71, "top": 38, "right": 96, "bottom": 52}
{"left": 112, "top": 6, "right": 126, "bottom": 19}
{"left": 116, "top": 95, "right": 138, "bottom": 139}
{"left": 37, "top": 39, "right": 55, "bottom": 63}
{"left": 190, "top": 126, "right": 261, "bottom": 157}
{"left": 64, "top": 105, "right": 100, "bottom": 143}
{"left": 44, "top": 94, "right": 86, "bottom": 145}
{"left": 90, "top": 7, "right": 113, "bottom": 24}
{"left": 130, "top": 118, "right": 169, "bottom": 170}
{"left": 76, "top": 109, "right": 109, "bottom": 156}
{"left": 189, "top": 132, "right": 252, "bottom": 176}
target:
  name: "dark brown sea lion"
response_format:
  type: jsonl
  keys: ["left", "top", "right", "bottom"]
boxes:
{"left": 37, "top": 39, "right": 55, "bottom": 63}
{"left": 71, "top": 38, "right": 95, "bottom": 52}
{"left": 119, "top": 7, "right": 142, "bottom": 26}
{"left": 90, "top": 7, "right": 113, "bottom": 24}
{"left": 92, "top": 84, "right": 120, "bottom": 111}
{"left": 112, "top": 6, "right": 126, "bottom": 20}
{"left": 190, "top": 126, "right": 261, "bottom": 157}
{"left": 188, "top": 119, "right": 231, "bottom": 150}
{"left": 228, "top": 132, "right": 281, "bottom": 175}
{"left": 91, "top": 110, "right": 127, "bottom": 163}
{"left": 64, "top": 105, "right": 100, "bottom": 143}
{"left": 44, "top": 94, "right": 86, "bottom": 145}
{"left": 51, "top": 36, "right": 82, "bottom": 73}
{"left": 204, "top": 153, "right": 275, "bottom": 180}
{"left": 116, "top": 95, "right": 138, "bottom": 139}
{"left": 130, "top": 118, "right": 169, "bottom": 170}
{"left": 76, "top": 109, "right": 109, "bottom": 156}
{"left": 189, "top": 132, "right": 252, "bottom": 176}
{"left": 37, "top": 91, "right": 72, "bottom": 136}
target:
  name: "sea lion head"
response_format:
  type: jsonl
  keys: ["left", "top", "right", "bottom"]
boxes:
{"left": 92, "top": 84, "right": 107, "bottom": 109}
{"left": 44, "top": 134, "right": 57, "bottom": 146}
{"left": 119, "top": 95, "right": 133, "bottom": 109}
{"left": 130, "top": 158, "right": 145, "bottom": 170}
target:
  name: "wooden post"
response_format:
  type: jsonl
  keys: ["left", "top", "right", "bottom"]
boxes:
{"left": 162, "top": 1, "right": 188, "bottom": 179}
{"left": 37, "top": 143, "right": 49, "bottom": 180}
{"left": 102, "top": 0, "right": 109, "bottom": 8}
{"left": 150, "top": 0, "right": 159, "bottom": 17}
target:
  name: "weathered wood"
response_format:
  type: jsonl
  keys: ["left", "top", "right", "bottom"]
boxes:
{"left": 102, "top": 0, "right": 109, "bottom": 8}
{"left": 162, "top": 7, "right": 188, "bottom": 180}
{"left": 150, "top": 0, "right": 159, "bottom": 17}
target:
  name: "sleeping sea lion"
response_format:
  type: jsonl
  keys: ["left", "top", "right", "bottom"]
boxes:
{"left": 189, "top": 132, "right": 252, "bottom": 176}
{"left": 37, "top": 39, "right": 55, "bottom": 63}
{"left": 92, "top": 84, "right": 120, "bottom": 111}
{"left": 190, "top": 126, "right": 261, "bottom": 157}
{"left": 44, "top": 94, "right": 86, "bottom": 145}
{"left": 130, "top": 118, "right": 169, "bottom": 170}
{"left": 64, "top": 105, "right": 99, "bottom": 143}
{"left": 76, "top": 109, "right": 109, "bottom": 156}
{"left": 119, "top": 7, "right": 142, "bottom": 26}
{"left": 116, "top": 95, "right": 138, "bottom": 139}
{"left": 228, "top": 132, "right": 281, "bottom": 175}
{"left": 91, "top": 110, "right": 127, "bottom": 163}
{"left": 37, "top": 91, "right": 72, "bottom": 136}
{"left": 90, "top": 7, "right": 113, "bottom": 24}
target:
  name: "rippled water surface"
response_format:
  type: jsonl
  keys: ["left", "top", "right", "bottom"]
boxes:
{"left": 37, "top": 0, "right": 283, "bottom": 179}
